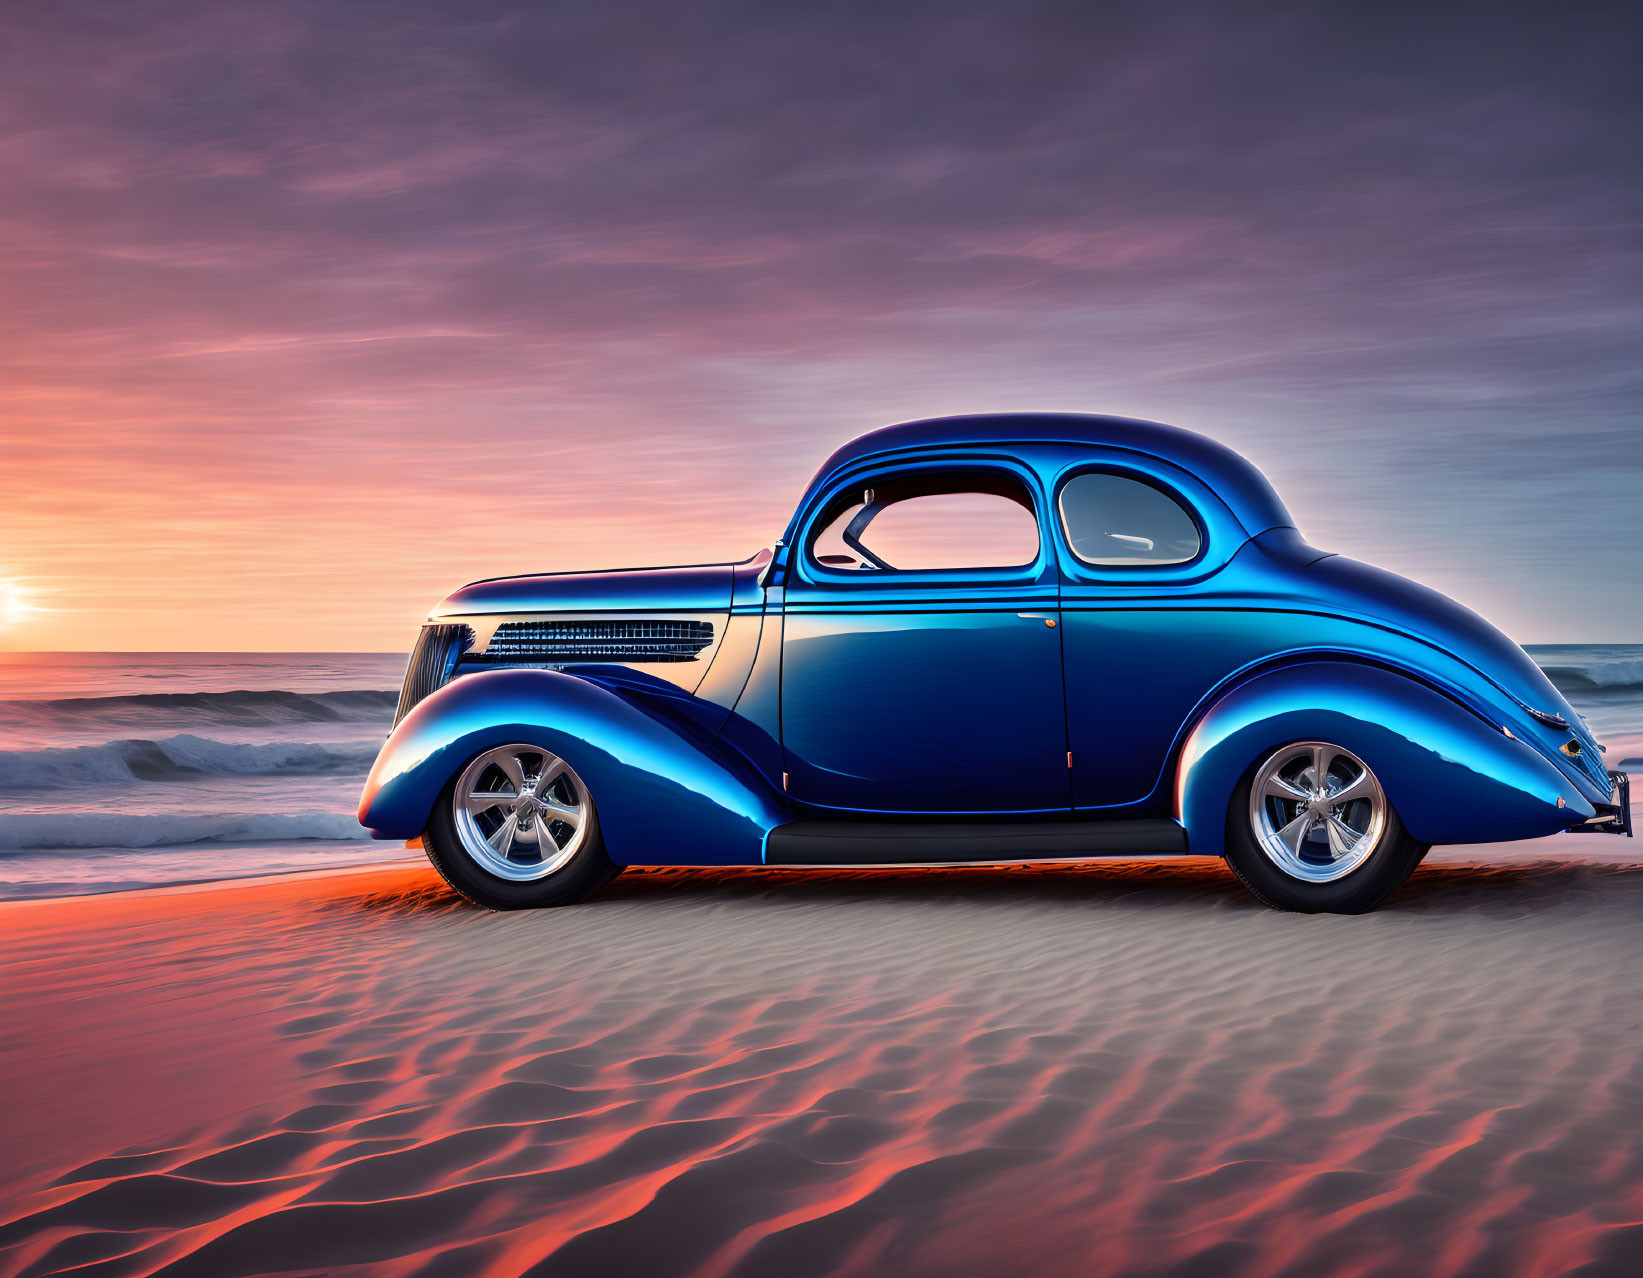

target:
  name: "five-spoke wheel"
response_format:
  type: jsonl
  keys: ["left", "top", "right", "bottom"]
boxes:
{"left": 1248, "top": 742, "right": 1386, "bottom": 882}
{"left": 422, "top": 741, "right": 621, "bottom": 909}
{"left": 1226, "top": 739, "right": 1427, "bottom": 913}
{"left": 453, "top": 744, "right": 591, "bottom": 881}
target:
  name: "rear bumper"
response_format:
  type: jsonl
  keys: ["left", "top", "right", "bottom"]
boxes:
{"left": 1566, "top": 770, "right": 1633, "bottom": 836}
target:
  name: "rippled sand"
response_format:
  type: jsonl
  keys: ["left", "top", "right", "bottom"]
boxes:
{"left": 3, "top": 853, "right": 1642, "bottom": 1277}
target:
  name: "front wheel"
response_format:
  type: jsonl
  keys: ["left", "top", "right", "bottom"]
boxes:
{"left": 1224, "top": 741, "right": 1428, "bottom": 913}
{"left": 423, "top": 743, "right": 622, "bottom": 909}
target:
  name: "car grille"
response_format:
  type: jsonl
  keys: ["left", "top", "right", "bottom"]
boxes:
{"left": 481, "top": 620, "right": 714, "bottom": 663}
{"left": 394, "top": 624, "right": 472, "bottom": 725}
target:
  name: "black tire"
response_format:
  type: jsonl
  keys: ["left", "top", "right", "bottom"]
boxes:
{"left": 423, "top": 769, "right": 623, "bottom": 911}
{"left": 1223, "top": 756, "right": 1429, "bottom": 914}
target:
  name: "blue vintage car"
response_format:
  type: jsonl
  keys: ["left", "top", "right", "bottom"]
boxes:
{"left": 360, "top": 413, "right": 1630, "bottom": 912}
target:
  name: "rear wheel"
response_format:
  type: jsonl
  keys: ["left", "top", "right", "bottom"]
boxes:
{"left": 423, "top": 743, "right": 622, "bottom": 909}
{"left": 1224, "top": 741, "right": 1427, "bottom": 913}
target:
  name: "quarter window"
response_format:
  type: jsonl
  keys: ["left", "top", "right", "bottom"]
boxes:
{"left": 1059, "top": 473, "right": 1201, "bottom": 566}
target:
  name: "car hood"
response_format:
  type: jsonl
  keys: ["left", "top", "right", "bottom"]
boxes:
{"left": 429, "top": 561, "right": 735, "bottom": 618}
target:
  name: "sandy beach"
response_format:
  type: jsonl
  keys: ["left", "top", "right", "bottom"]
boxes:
{"left": 2, "top": 846, "right": 1640, "bottom": 1277}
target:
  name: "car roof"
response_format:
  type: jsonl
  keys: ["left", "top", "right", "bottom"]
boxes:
{"left": 809, "top": 412, "right": 1294, "bottom": 537}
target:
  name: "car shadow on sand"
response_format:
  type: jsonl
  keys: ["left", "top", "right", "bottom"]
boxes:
{"left": 343, "top": 856, "right": 1643, "bottom": 919}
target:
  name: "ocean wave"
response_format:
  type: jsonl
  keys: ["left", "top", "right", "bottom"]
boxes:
{"left": 0, "top": 735, "right": 380, "bottom": 790}
{"left": 1539, "top": 663, "right": 1643, "bottom": 696}
{"left": 0, "top": 688, "right": 398, "bottom": 728}
{"left": 0, "top": 811, "right": 375, "bottom": 850}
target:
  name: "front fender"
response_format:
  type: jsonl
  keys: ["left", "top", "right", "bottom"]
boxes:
{"left": 1176, "top": 661, "right": 1595, "bottom": 854}
{"left": 358, "top": 669, "right": 790, "bottom": 865}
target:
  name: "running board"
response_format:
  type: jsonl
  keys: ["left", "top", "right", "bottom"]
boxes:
{"left": 765, "top": 819, "right": 1187, "bottom": 866}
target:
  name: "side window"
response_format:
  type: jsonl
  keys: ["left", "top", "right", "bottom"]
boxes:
{"left": 1059, "top": 473, "right": 1202, "bottom": 566}
{"left": 810, "top": 474, "right": 1039, "bottom": 572}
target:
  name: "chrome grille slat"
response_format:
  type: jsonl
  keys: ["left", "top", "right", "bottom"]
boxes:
{"left": 482, "top": 620, "right": 714, "bottom": 663}
{"left": 394, "top": 624, "right": 472, "bottom": 725}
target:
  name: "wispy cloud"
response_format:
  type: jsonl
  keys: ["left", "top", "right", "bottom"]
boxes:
{"left": 1, "top": 0, "right": 1638, "bottom": 647}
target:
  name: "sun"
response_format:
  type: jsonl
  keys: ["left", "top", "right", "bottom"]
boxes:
{"left": 0, "top": 579, "right": 39, "bottom": 627}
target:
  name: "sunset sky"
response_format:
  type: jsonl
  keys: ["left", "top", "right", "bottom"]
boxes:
{"left": 2, "top": 1, "right": 1638, "bottom": 651}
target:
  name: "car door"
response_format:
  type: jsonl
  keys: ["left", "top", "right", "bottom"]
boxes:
{"left": 780, "top": 461, "right": 1071, "bottom": 813}
{"left": 1054, "top": 464, "right": 1236, "bottom": 810}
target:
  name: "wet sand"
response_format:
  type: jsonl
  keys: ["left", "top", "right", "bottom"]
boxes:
{"left": 2, "top": 849, "right": 1641, "bottom": 1277}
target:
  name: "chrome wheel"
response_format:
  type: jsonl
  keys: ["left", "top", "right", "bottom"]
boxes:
{"left": 451, "top": 744, "right": 592, "bottom": 882}
{"left": 1248, "top": 741, "right": 1386, "bottom": 883}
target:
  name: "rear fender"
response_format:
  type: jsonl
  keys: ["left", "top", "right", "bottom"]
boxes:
{"left": 1176, "top": 661, "right": 1595, "bottom": 854}
{"left": 358, "top": 668, "right": 789, "bottom": 865}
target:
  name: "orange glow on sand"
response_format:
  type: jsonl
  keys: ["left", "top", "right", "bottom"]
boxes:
{"left": 4, "top": 858, "right": 1643, "bottom": 1274}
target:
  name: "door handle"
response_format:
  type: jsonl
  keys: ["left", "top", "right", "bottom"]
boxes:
{"left": 1018, "top": 613, "right": 1058, "bottom": 628}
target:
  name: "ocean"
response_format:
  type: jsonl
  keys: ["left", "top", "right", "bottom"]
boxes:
{"left": 1, "top": 647, "right": 1638, "bottom": 899}
{"left": 0, "top": 653, "right": 413, "bottom": 898}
